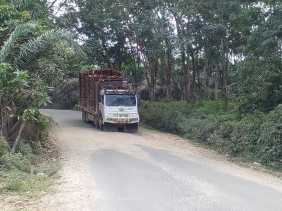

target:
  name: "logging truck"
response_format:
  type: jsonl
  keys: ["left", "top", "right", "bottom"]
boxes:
{"left": 79, "top": 69, "right": 139, "bottom": 131}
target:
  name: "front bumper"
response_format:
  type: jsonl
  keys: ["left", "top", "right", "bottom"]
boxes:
{"left": 104, "top": 117, "right": 139, "bottom": 124}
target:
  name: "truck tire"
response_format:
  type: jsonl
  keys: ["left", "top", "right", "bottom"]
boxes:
{"left": 117, "top": 126, "right": 125, "bottom": 132}
{"left": 82, "top": 111, "right": 87, "bottom": 122}
{"left": 82, "top": 111, "right": 91, "bottom": 123}
{"left": 128, "top": 123, "right": 139, "bottom": 133}
{"left": 94, "top": 117, "right": 99, "bottom": 128}
{"left": 97, "top": 115, "right": 104, "bottom": 131}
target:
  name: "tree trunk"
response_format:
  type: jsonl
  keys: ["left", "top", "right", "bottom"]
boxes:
{"left": 185, "top": 69, "right": 193, "bottom": 101}
{"left": 8, "top": 119, "right": 21, "bottom": 141}
{"left": 181, "top": 50, "right": 193, "bottom": 101}
{"left": 220, "top": 37, "right": 229, "bottom": 110}
{"left": 173, "top": 13, "right": 187, "bottom": 100}
{"left": 149, "top": 59, "right": 159, "bottom": 100}
{"left": 191, "top": 52, "right": 196, "bottom": 92}
{"left": 214, "top": 67, "right": 219, "bottom": 100}
{"left": 11, "top": 121, "right": 26, "bottom": 153}
{"left": 223, "top": 59, "right": 229, "bottom": 110}
{"left": 165, "top": 39, "right": 173, "bottom": 99}
{"left": 0, "top": 95, "right": 4, "bottom": 137}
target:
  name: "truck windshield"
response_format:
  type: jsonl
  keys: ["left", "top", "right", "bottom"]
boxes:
{"left": 105, "top": 95, "right": 136, "bottom": 107}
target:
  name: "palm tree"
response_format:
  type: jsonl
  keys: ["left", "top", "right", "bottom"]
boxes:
{"left": 0, "top": 21, "right": 81, "bottom": 69}
{"left": 0, "top": 20, "right": 82, "bottom": 152}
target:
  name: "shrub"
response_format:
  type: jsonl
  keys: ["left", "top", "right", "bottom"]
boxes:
{"left": 2, "top": 170, "right": 53, "bottom": 194}
{"left": 256, "top": 105, "right": 282, "bottom": 164}
{"left": 206, "top": 121, "right": 236, "bottom": 153}
{"left": 140, "top": 101, "right": 282, "bottom": 168}
{"left": 140, "top": 101, "right": 192, "bottom": 133}
{"left": 140, "top": 100, "right": 233, "bottom": 136}
{"left": 0, "top": 153, "right": 31, "bottom": 173}
{"left": 195, "top": 100, "right": 227, "bottom": 114}
{"left": 21, "top": 114, "right": 51, "bottom": 154}
{"left": 179, "top": 118, "right": 214, "bottom": 139}
{"left": 18, "top": 142, "right": 34, "bottom": 161}
{"left": 37, "top": 115, "right": 51, "bottom": 145}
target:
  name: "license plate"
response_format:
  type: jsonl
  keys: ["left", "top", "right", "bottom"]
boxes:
{"left": 118, "top": 118, "right": 128, "bottom": 123}
{"left": 119, "top": 114, "right": 129, "bottom": 118}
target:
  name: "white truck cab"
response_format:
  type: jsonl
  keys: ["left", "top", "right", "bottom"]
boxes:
{"left": 97, "top": 89, "right": 140, "bottom": 130}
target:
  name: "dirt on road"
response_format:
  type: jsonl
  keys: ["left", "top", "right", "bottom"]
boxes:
{"left": 2, "top": 109, "right": 282, "bottom": 211}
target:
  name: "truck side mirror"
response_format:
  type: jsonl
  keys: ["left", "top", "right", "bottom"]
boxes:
{"left": 99, "top": 95, "right": 104, "bottom": 104}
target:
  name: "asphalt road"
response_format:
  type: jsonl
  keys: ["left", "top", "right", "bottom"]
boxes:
{"left": 40, "top": 109, "right": 282, "bottom": 211}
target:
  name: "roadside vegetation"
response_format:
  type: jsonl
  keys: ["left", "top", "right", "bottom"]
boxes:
{"left": 141, "top": 101, "right": 282, "bottom": 169}
{"left": 0, "top": 116, "right": 59, "bottom": 197}
{"left": 0, "top": 0, "right": 82, "bottom": 198}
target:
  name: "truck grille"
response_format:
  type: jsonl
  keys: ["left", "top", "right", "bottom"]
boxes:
{"left": 119, "top": 114, "right": 129, "bottom": 118}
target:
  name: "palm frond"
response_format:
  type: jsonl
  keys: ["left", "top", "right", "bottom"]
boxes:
{"left": 9, "top": 0, "right": 48, "bottom": 19}
{"left": 15, "top": 29, "right": 84, "bottom": 68}
{"left": 9, "top": 0, "right": 35, "bottom": 11}
{"left": 0, "top": 22, "right": 37, "bottom": 63}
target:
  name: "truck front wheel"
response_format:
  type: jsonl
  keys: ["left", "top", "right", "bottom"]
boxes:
{"left": 82, "top": 111, "right": 87, "bottom": 122}
{"left": 97, "top": 115, "right": 104, "bottom": 131}
{"left": 127, "top": 123, "right": 139, "bottom": 133}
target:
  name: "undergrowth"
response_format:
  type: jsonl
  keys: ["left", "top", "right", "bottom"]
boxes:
{"left": 0, "top": 115, "right": 59, "bottom": 197}
{"left": 140, "top": 101, "right": 282, "bottom": 169}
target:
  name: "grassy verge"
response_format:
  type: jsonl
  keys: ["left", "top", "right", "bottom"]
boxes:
{"left": 140, "top": 101, "right": 282, "bottom": 170}
{"left": 0, "top": 116, "right": 60, "bottom": 199}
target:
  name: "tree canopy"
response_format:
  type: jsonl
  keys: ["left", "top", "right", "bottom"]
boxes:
{"left": 56, "top": 0, "right": 282, "bottom": 110}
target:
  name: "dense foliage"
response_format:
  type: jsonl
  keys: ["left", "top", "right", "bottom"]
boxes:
{"left": 141, "top": 101, "right": 282, "bottom": 167}
{"left": 0, "top": 0, "right": 83, "bottom": 151}
{"left": 59, "top": 0, "right": 282, "bottom": 110}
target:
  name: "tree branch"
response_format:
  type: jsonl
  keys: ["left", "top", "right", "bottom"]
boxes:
{"left": 48, "top": 0, "right": 58, "bottom": 10}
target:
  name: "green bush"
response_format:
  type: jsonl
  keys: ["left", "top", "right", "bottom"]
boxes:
{"left": 1, "top": 169, "right": 53, "bottom": 194}
{"left": 179, "top": 118, "right": 214, "bottom": 139}
{"left": 141, "top": 101, "right": 204, "bottom": 132}
{"left": 0, "top": 153, "right": 31, "bottom": 173}
{"left": 18, "top": 142, "right": 34, "bottom": 161}
{"left": 256, "top": 105, "right": 282, "bottom": 165}
{"left": 206, "top": 121, "right": 236, "bottom": 153}
{"left": 37, "top": 114, "right": 50, "bottom": 131}
{"left": 140, "top": 101, "right": 282, "bottom": 168}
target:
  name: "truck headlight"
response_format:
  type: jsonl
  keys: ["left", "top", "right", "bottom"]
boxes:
{"left": 105, "top": 113, "right": 118, "bottom": 118}
{"left": 130, "top": 118, "right": 139, "bottom": 122}
{"left": 129, "top": 113, "right": 138, "bottom": 118}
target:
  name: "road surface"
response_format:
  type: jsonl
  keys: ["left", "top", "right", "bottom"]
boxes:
{"left": 36, "top": 110, "right": 282, "bottom": 211}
